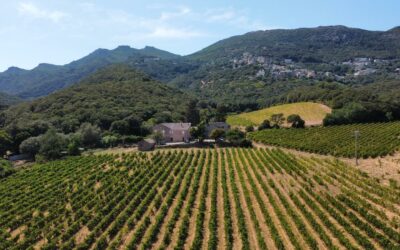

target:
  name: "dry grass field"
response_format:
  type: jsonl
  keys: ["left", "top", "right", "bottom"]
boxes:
{"left": 227, "top": 102, "right": 332, "bottom": 127}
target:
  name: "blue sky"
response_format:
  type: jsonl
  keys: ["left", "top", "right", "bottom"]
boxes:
{"left": 0, "top": 0, "right": 399, "bottom": 71}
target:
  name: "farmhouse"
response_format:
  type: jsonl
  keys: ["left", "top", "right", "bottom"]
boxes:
{"left": 153, "top": 123, "right": 191, "bottom": 143}
{"left": 205, "top": 122, "right": 230, "bottom": 138}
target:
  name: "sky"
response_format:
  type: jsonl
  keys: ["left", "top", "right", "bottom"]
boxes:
{"left": 0, "top": 0, "right": 399, "bottom": 71}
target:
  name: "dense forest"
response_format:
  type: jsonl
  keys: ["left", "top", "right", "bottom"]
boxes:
{"left": 0, "top": 92, "right": 20, "bottom": 110}
{"left": 0, "top": 65, "right": 194, "bottom": 153}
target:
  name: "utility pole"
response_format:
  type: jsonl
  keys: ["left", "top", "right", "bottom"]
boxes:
{"left": 354, "top": 130, "right": 360, "bottom": 166}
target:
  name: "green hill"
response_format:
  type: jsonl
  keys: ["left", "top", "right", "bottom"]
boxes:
{"left": 0, "top": 46, "right": 182, "bottom": 99}
{"left": 0, "top": 65, "right": 192, "bottom": 134}
{"left": 227, "top": 102, "right": 332, "bottom": 126}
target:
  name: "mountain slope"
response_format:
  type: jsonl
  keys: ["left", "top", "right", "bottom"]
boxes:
{"left": 170, "top": 26, "right": 400, "bottom": 109}
{"left": 0, "top": 46, "right": 181, "bottom": 99}
{"left": 0, "top": 92, "right": 21, "bottom": 110}
{"left": 189, "top": 25, "right": 400, "bottom": 62}
{"left": 0, "top": 65, "right": 192, "bottom": 133}
{"left": 1, "top": 25, "right": 400, "bottom": 105}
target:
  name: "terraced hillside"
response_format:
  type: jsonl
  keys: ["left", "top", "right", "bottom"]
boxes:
{"left": 249, "top": 122, "right": 400, "bottom": 158}
{"left": 1, "top": 148, "right": 400, "bottom": 249}
{"left": 227, "top": 102, "right": 331, "bottom": 127}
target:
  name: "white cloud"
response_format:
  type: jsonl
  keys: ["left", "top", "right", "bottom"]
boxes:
{"left": 147, "top": 27, "right": 203, "bottom": 39}
{"left": 160, "top": 6, "right": 191, "bottom": 21}
{"left": 205, "top": 8, "right": 272, "bottom": 31}
{"left": 206, "top": 9, "right": 236, "bottom": 22}
{"left": 18, "top": 2, "right": 67, "bottom": 23}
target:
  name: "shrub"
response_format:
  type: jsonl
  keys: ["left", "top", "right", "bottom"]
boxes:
{"left": 19, "top": 136, "right": 41, "bottom": 156}
{"left": 39, "top": 129, "right": 66, "bottom": 160}
{"left": 287, "top": 114, "right": 305, "bottom": 128}
{"left": 258, "top": 119, "right": 271, "bottom": 130}
{"left": 77, "top": 123, "right": 101, "bottom": 148}
{"left": 245, "top": 126, "right": 254, "bottom": 132}
{"left": 210, "top": 128, "right": 225, "bottom": 140}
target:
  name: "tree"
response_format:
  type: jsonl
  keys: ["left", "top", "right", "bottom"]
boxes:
{"left": 19, "top": 136, "right": 41, "bottom": 156}
{"left": 287, "top": 114, "right": 305, "bottom": 128}
{"left": 225, "top": 129, "right": 252, "bottom": 147}
{"left": 67, "top": 141, "right": 81, "bottom": 156}
{"left": 102, "top": 135, "right": 119, "bottom": 148}
{"left": 190, "top": 122, "right": 206, "bottom": 142}
{"left": 215, "top": 105, "right": 228, "bottom": 122}
{"left": 151, "top": 131, "right": 164, "bottom": 145}
{"left": 258, "top": 119, "right": 271, "bottom": 130}
{"left": 210, "top": 128, "right": 225, "bottom": 140}
{"left": 271, "top": 113, "right": 285, "bottom": 128}
{"left": 110, "top": 120, "right": 130, "bottom": 135}
{"left": 185, "top": 100, "right": 200, "bottom": 125}
{"left": 39, "top": 129, "right": 66, "bottom": 160}
{"left": 77, "top": 123, "right": 101, "bottom": 148}
{"left": 199, "top": 108, "right": 213, "bottom": 124}
{"left": 124, "top": 115, "right": 143, "bottom": 135}
{"left": 225, "top": 129, "right": 245, "bottom": 142}
{"left": 61, "top": 118, "right": 80, "bottom": 133}
{"left": 29, "top": 120, "right": 51, "bottom": 136}
{"left": 154, "top": 111, "right": 173, "bottom": 123}
{"left": 0, "top": 130, "right": 11, "bottom": 156}
{"left": 0, "top": 158, "right": 15, "bottom": 178}
{"left": 245, "top": 126, "right": 254, "bottom": 132}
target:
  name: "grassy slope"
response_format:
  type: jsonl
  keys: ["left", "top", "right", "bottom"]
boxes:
{"left": 227, "top": 102, "right": 332, "bottom": 126}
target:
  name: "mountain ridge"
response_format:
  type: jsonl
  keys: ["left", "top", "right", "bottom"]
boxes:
{"left": 0, "top": 45, "right": 181, "bottom": 99}
{"left": 188, "top": 25, "right": 400, "bottom": 62}
{"left": 0, "top": 25, "right": 399, "bottom": 101}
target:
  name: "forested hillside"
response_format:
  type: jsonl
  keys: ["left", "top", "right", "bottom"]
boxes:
{"left": 0, "top": 92, "right": 20, "bottom": 110}
{"left": 0, "top": 65, "right": 193, "bottom": 150}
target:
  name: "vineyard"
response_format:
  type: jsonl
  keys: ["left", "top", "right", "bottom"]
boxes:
{"left": 1, "top": 148, "right": 400, "bottom": 249}
{"left": 249, "top": 122, "right": 400, "bottom": 158}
